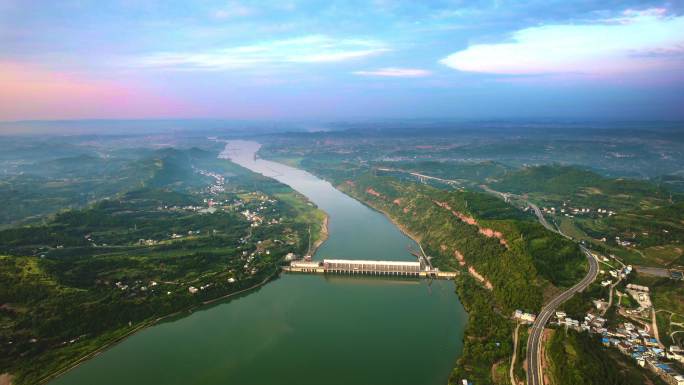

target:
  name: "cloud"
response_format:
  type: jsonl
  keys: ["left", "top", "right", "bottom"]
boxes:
{"left": 353, "top": 67, "right": 431, "bottom": 77}
{"left": 213, "top": 1, "right": 255, "bottom": 19}
{"left": 440, "top": 8, "right": 684, "bottom": 76}
{"left": 0, "top": 61, "right": 186, "bottom": 120}
{"left": 138, "top": 35, "right": 388, "bottom": 70}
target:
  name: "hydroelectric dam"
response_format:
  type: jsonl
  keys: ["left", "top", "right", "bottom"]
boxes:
{"left": 284, "top": 259, "right": 458, "bottom": 279}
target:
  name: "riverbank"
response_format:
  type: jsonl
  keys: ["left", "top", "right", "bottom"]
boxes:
{"left": 35, "top": 151, "right": 333, "bottom": 385}
{"left": 37, "top": 269, "right": 282, "bottom": 385}
{"left": 58, "top": 140, "right": 458, "bottom": 385}
{"left": 310, "top": 215, "right": 329, "bottom": 256}
{"left": 341, "top": 185, "right": 426, "bottom": 259}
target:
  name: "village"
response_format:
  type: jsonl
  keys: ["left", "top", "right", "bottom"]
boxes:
{"left": 105, "top": 171, "right": 299, "bottom": 305}
{"left": 541, "top": 203, "right": 616, "bottom": 219}
{"left": 514, "top": 256, "right": 684, "bottom": 385}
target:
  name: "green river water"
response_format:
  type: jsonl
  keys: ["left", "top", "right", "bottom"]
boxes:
{"left": 50, "top": 140, "right": 466, "bottom": 385}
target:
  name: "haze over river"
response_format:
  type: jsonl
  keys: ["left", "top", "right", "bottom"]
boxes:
{"left": 51, "top": 140, "right": 466, "bottom": 385}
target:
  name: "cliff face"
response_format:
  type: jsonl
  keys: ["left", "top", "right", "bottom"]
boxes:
{"left": 340, "top": 173, "right": 585, "bottom": 309}
{"left": 332, "top": 172, "right": 587, "bottom": 385}
{"left": 433, "top": 200, "right": 509, "bottom": 248}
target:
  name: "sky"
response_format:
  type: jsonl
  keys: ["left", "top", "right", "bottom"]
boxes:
{"left": 1, "top": 0, "right": 684, "bottom": 121}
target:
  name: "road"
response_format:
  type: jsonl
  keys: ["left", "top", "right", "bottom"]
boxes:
{"left": 526, "top": 246, "right": 599, "bottom": 385}
{"left": 510, "top": 322, "right": 522, "bottom": 385}
{"left": 601, "top": 257, "right": 624, "bottom": 316}
{"left": 480, "top": 186, "right": 557, "bottom": 234}
{"left": 375, "top": 167, "right": 462, "bottom": 186}
{"left": 652, "top": 308, "right": 663, "bottom": 348}
{"left": 528, "top": 203, "right": 555, "bottom": 233}
{"left": 468, "top": 184, "right": 602, "bottom": 385}
{"left": 360, "top": 174, "right": 599, "bottom": 385}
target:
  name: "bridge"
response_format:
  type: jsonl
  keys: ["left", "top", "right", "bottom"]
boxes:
{"left": 375, "top": 167, "right": 462, "bottom": 187}
{"left": 284, "top": 259, "right": 458, "bottom": 279}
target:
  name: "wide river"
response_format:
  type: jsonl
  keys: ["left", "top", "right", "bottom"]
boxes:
{"left": 51, "top": 140, "right": 466, "bottom": 385}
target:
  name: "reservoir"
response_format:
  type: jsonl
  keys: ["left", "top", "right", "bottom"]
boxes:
{"left": 50, "top": 140, "right": 466, "bottom": 385}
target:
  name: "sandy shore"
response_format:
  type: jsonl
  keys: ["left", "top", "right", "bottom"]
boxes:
{"left": 310, "top": 215, "right": 329, "bottom": 256}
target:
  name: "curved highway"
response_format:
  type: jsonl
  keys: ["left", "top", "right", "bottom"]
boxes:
{"left": 368, "top": 178, "right": 599, "bottom": 385}
{"left": 526, "top": 246, "right": 599, "bottom": 385}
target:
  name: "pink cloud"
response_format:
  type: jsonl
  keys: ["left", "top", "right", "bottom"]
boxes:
{"left": 0, "top": 62, "right": 189, "bottom": 120}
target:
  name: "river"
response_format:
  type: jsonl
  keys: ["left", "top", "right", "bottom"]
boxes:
{"left": 50, "top": 140, "right": 466, "bottom": 385}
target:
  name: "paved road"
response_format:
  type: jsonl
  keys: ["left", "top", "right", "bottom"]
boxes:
{"left": 375, "top": 167, "right": 462, "bottom": 186}
{"left": 528, "top": 203, "right": 555, "bottom": 233}
{"left": 362, "top": 176, "right": 598, "bottom": 385}
{"left": 526, "top": 246, "right": 599, "bottom": 385}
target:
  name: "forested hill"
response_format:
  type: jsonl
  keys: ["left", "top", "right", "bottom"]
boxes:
{"left": 0, "top": 147, "right": 326, "bottom": 385}
{"left": 343, "top": 173, "right": 586, "bottom": 310}
{"left": 337, "top": 173, "right": 587, "bottom": 384}
{"left": 491, "top": 164, "right": 675, "bottom": 210}
{"left": 0, "top": 147, "right": 222, "bottom": 227}
{"left": 489, "top": 164, "right": 684, "bottom": 265}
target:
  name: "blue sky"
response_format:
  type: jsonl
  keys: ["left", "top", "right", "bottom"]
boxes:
{"left": 1, "top": 0, "right": 683, "bottom": 120}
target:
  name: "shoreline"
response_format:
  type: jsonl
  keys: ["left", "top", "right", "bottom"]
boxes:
{"left": 335, "top": 184, "right": 469, "bottom": 385}
{"left": 37, "top": 269, "right": 282, "bottom": 385}
{"left": 338, "top": 185, "right": 428, "bottom": 261}
{"left": 311, "top": 215, "right": 329, "bottom": 256}
{"left": 38, "top": 146, "right": 451, "bottom": 385}
{"left": 37, "top": 151, "right": 332, "bottom": 385}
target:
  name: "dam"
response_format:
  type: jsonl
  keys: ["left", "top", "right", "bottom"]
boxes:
{"left": 285, "top": 259, "right": 458, "bottom": 279}
{"left": 49, "top": 140, "right": 466, "bottom": 385}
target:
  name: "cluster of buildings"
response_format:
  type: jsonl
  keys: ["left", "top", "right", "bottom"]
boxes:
{"left": 188, "top": 283, "right": 214, "bottom": 294}
{"left": 552, "top": 311, "right": 606, "bottom": 333}
{"left": 241, "top": 199, "right": 281, "bottom": 228}
{"left": 513, "top": 310, "right": 536, "bottom": 323}
{"left": 625, "top": 284, "right": 652, "bottom": 309}
{"left": 113, "top": 280, "right": 158, "bottom": 296}
{"left": 602, "top": 328, "right": 684, "bottom": 385}
{"left": 186, "top": 275, "right": 238, "bottom": 296}
{"left": 242, "top": 209, "right": 264, "bottom": 227}
{"left": 511, "top": 241, "right": 681, "bottom": 383}
{"left": 607, "top": 264, "right": 633, "bottom": 280}
{"left": 578, "top": 278, "right": 683, "bottom": 385}
{"left": 242, "top": 249, "right": 261, "bottom": 275}
{"left": 541, "top": 205, "right": 615, "bottom": 218}
{"left": 615, "top": 236, "right": 635, "bottom": 247}
{"left": 552, "top": 307, "right": 684, "bottom": 384}
{"left": 158, "top": 195, "right": 246, "bottom": 216}
{"left": 196, "top": 168, "right": 226, "bottom": 195}
{"left": 239, "top": 239, "right": 277, "bottom": 276}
